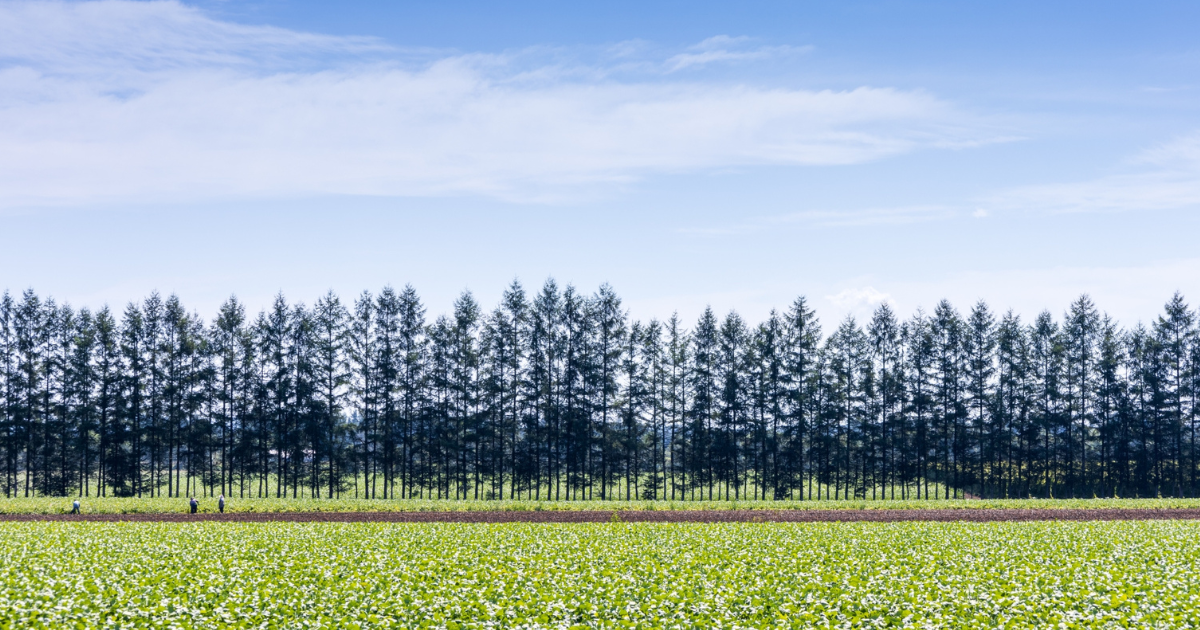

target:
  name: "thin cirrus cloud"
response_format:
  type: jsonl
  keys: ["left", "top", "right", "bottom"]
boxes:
{"left": 663, "top": 35, "right": 812, "bottom": 72}
{"left": 982, "top": 131, "right": 1200, "bottom": 214}
{"left": 0, "top": 0, "right": 1002, "bottom": 208}
{"left": 677, "top": 205, "right": 956, "bottom": 236}
{"left": 0, "top": 0, "right": 388, "bottom": 72}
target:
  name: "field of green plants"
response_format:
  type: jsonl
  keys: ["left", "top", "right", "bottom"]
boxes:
{"left": 2, "top": 520, "right": 1198, "bottom": 628}
{"left": 5, "top": 496, "right": 1200, "bottom": 514}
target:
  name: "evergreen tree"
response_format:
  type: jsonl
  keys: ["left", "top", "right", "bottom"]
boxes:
{"left": 592, "top": 285, "right": 626, "bottom": 499}
{"left": 994, "top": 311, "right": 1029, "bottom": 498}
{"left": 868, "top": 304, "right": 904, "bottom": 499}
{"left": 450, "top": 291, "right": 481, "bottom": 498}
{"left": 0, "top": 292, "right": 14, "bottom": 497}
{"left": 3, "top": 284, "right": 1199, "bottom": 500}
{"left": 964, "top": 301, "right": 996, "bottom": 497}
{"left": 1063, "top": 295, "right": 1100, "bottom": 496}
{"left": 716, "top": 311, "right": 748, "bottom": 498}
{"left": 1029, "top": 311, "right": 1063, "bottom": 496}
{"left": 311, "top": 291, "right": 350, "bottom": 498}
{"left": 688, "top": 308, "right": 719, "bottom": 499}
{"left": 931, "top": 301, "right": 965, "bottom": 498}
{"left": 664, "top": 313, "right": 689, "bottom": 499}
{"left": 1154, "top": 292, "right": 1194, "bottom": 495}
{"left": 782, "top": 297, "right": 820, "bottom": 499}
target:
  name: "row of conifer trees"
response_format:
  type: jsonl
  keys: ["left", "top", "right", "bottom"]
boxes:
{"left": 1, "top": 283, "right": 1198, "bottom": 500}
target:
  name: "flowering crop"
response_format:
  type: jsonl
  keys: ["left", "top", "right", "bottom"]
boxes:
{"left": 1, "top": 521, "right": 1198, "bottom": 628}
{"left": 5, "top": 496, "right": 1200, "bottom": 514}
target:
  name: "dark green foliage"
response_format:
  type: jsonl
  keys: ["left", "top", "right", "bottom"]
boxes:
{"left": 1, "top": 285, "right": 1198, "bottom": 499}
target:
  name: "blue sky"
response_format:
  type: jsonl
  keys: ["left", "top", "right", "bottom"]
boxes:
{"left": 1, "top": 0, "right": 1198, "bottom": 326}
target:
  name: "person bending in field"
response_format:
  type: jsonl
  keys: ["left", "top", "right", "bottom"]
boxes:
{"left": 71, "top": 499, "right": 80, "bottom": 514}
{"left": 189, "top": 497, "right": 198, "bottom": 514}
{"left": 218, "top": 494, "right": 225, "bottom": 514}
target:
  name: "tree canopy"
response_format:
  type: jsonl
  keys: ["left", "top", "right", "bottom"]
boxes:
{"left": 2, "top": 285, "right": 1197, "bottom": 500}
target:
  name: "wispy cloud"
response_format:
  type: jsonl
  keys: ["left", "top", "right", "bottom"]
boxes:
{"left": 664, "top": 35, "right": 810, "bottom": 72}
{"left": 0, "top": 0, "right": 390, "bottom": 72}
{"left": 0, "top": 1, "right": 1003, "bottom": 208}
{"left": 827, "top": 286, "right": 893, "bottom": 308}
{"left": 678, "top": 205, "right": 957, "bottom": 236}
{"left": 982, "top": 131, "right": 1200, "bottom": 214}
{"left": 775, "top": 205, "right": 958, "bottom": 227}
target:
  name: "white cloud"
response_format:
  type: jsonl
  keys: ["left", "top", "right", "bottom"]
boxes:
{"left": 0, "top": 0, "right": 387, "bottom": 72}
{"left": 827, "top": 286, "right": 893, "bottom": 308}
{"left": 823, "top": 287, "right": 894, "bottom": 324}
{"left": 664, "top": 35, "right": 810, "bottom": 72}
{"left": 985, "top": 131, "right": 1200, "bottom": 214}
{"left": 0, "top": 0, "right": 1001, "bottom": 208}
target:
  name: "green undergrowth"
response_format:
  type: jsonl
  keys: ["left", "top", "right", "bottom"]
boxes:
{"left": 3, "top": 521, "right": 1200, "bottom": 628}
{"left": 3, "top": 496, "right": 1200, "bottom": 514}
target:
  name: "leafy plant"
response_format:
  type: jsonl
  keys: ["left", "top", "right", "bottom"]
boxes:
{"left": 1, "top": 521, "right": 1197, "bottom": 628}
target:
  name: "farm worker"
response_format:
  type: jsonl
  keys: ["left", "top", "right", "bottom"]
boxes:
{"left": 189, "top": 497, "right": 198, "bottom": 514}
{"left": 71, "top": 499, "right": 80, "bottom": 514}
{"left": 218, "top": 494, "right": 225, "bottom": 514}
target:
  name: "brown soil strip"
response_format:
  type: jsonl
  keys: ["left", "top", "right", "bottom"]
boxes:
{"left": 4, "top": 508, "right": 1200, "bottom": 523}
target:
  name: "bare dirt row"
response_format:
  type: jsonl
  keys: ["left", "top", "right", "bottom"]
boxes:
{"left": 5, "top": 508, "right": 1200, "bottom": 523}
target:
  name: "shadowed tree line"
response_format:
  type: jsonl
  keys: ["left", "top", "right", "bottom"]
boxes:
{"left": 1, "top": 283, "right": 1198, "bottom": 500}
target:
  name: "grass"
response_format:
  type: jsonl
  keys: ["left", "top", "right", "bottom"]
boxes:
{"left": 2, "top": 520, "right": 1199, "bottom": 628}
{"left": 4, "top": 496, "right": 1200, "bottom": 514}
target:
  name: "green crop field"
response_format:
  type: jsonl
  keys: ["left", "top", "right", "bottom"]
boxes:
{"left": 5, "top": 496, "right": 1200, "bottom": 515}
{"left": 2, "top": 521, "right": 1198, "bottom": 628}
